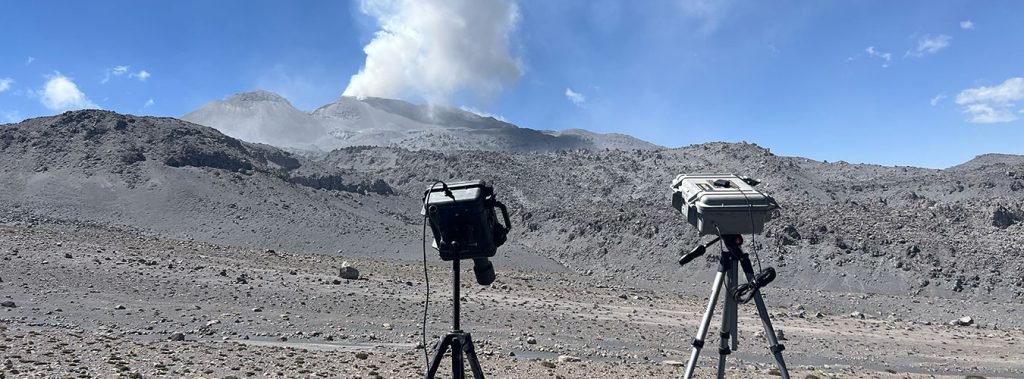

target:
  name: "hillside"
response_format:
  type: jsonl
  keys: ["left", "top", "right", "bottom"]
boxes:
{"left": 2, "top": 110, "right": 1023, "bottom": 305}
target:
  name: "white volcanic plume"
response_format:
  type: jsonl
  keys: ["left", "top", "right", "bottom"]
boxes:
{"left": 343, "top": 0, "right": 521, "bottom": 104}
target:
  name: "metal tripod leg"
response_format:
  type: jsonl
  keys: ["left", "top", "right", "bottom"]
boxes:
{"left": 425, "top": 332, "right": 486, "bottom": 379}
{"left": 426, "top": 334, "right": 455, "bottom": 378}
{"left": 463, "top": 333, "right": 486, "bottom": 378}
{"left": 738, "top": 258, "right": 791, "bottom": 379}
{"left": 451, "top": 333, "right": 464, "bottom": 379}
{"left": 683, "top": 269, "right": 727, "bottom": 379}
{"left": 716, "top": 260, "right": 739, "bottom": 378}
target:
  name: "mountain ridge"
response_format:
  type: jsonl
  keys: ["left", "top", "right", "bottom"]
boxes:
{"left": 183, "top": 90, "right": 660, "bottom": 152}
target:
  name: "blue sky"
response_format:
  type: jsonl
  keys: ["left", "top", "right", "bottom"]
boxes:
{"left": 2, "top": 1, "right": 1022, "bottom": 168}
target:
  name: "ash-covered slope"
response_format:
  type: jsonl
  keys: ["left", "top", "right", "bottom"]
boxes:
{"left": 318, "top": 143, "right": 1024, "bottom": 300}
{"left": 0, "top": 110, "right": 408, "bottom": 254}
{"left": 184, "top": 91, "right": 659, "bottom": 152}
{"left": 3, "top": 110, "right": 1023, "bottom": 303}
{"left": 181, "top": 91, "right": 325, "bottom": 150}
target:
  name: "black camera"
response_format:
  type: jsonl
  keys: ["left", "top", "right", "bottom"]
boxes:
{"left": 422, "top": 180, "right": 511, "bottom": 285}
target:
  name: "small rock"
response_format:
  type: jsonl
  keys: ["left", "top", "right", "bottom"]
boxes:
{"left": 382, "top": 323, "right": 393, "bottom": 330}
{"left": 776, "top": 329, "right": 787, "bottom": 340}
{"left": 540, "top": 361, "right": 556, "bottom": 369}
{"left": 1, "top": 301, "right": 16, "bottom": 308}
{"left": 206, "top": 320, "right": 221, "bottom": 327}
{"left": 526, "top": 336, "right": 537, "bottom": 344}
{"left": 252, "top": 307, "right": 263, "bottom": 312}
{"left": 957, "top": 316, "right": 974, "bottom": 326}
{"left": 114, "top": 304, "right": 127, "bottom": 310}
{"left": 557, "top": 355, "right": 580, "bottom": 363}
{"left": 168, "top": 333, "right": 185, "bottom": 341}
{"left": 850, "top": 311, "right": 864, "bottom": 319}
{"left": 355, "top": 352, "right": 369, "bottom": 360}
{"left": 64, "top": 253, "right": 73, "bottom": 259}
{"left": 661, "top": 360, "right": 685, "bottom": 367}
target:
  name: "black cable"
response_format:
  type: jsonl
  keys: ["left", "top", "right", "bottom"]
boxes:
{"left": 421, "top": 181, "right": 446, "bottom": 369}
{"left": 734, "top": 268, "right": 776, "bottom": 304}
{"left": 737, "top": 186, "right": 764, "bottom": 272}
{"left": 421, "top": 212, "right": 430, "bottom": 368}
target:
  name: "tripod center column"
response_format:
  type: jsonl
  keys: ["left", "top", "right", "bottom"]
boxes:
{"left": 453, "top": 258, "right": 461, "bottom": 331}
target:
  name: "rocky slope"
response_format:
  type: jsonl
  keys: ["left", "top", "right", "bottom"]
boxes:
{"left": 183, "top": 91, "right": 659, "bottom": 152}
{"left": 2, "top": 110, "right": 1023, "bottom": 305}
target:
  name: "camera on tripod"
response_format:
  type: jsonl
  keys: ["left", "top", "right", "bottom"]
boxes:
{"left": 669, "top": 173, "right": 791, "bottom": 379}
{"left": 422, "top": 180, "right": 511, "bottom": 286}
{"left": 670, "top": 173, "right": 778, "bottom": 236}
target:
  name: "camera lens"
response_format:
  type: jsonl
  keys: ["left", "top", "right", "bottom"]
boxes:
{"left": 472, "top": 258, "right": 495, "bottom": 285}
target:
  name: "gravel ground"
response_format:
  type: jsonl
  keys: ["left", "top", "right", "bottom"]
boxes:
{"left": 2, "top": 225, "right": 1021, "bottom": 379}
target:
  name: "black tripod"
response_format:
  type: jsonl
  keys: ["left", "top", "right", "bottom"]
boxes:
{"left": 679, "top": 235, "right": 790, "bottom": 379}
{"left": 425, "top": 258, "right": 485, "bottom": 379}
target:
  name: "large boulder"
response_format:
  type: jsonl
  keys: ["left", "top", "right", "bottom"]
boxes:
{"left": 338, "top": 261, "right": 360, "bottom": 280}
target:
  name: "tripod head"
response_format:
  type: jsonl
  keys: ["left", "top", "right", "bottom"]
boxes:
{"left": 679, "top": 235, "right": 746, "bottom": 266}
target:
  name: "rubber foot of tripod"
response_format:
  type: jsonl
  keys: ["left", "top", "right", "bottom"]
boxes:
{"left": 719, "top": 347, "right": 731, "bottom": 355}
{"left": 691, "top": 338, "right": 704, "bottom": 348}
{"left": 770, "top": 344, "right": 785, "bottom": 353}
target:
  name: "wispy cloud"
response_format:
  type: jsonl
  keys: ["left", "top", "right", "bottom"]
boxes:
{"left": 144, "top": 98, "right": 155, "bottom": 108}
{"left": 102, "top": 66, "right": 150, "bottom": 83}
{"left": 960, "top": 20, "right": 974, "bottom": 30}
{"left": 40, "top": 72, "right": 97, "bottom": 111}
{"left": 907, "top": 34, "right": 951, "bottom": 57}
{"left": 864, "top": 46, "right": 892, "bottom": 67}
{"left": 0, "top": 78, "right": 13, "bottom": 92}
{"left": 565, "top": 87, "right": 586, "bottom": 106}
{"left": 130, "top": 70, "right": 151, "bottom": 81}
{"left": 102, "top": 65, "right": 130, "bottom": 84}
{"left": 25, "top": 57, "right": 35, "bottom": 66}
{"left": 955, "top": 77, "right": 1024, "bottom": 123}
{"left": 930, "top": 94, "right": 945, "bottom": 106}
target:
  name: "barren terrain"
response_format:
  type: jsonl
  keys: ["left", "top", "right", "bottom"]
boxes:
{"left": 2, "top": 110, "right": 1024, "bottom": 378}
{"left": 2, "top": 225, "right": 1022, "bottom": 378}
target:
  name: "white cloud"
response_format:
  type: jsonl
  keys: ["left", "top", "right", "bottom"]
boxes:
{"left": 907, "top": 34, "right": 951, "bottom": 57}
{"left": 0, "top": 78, "right": 13, "bottom": 92}
{"left": 130, "top": 70, "right": 151, "bottom": 81}
{"left": 930, "top": 94, "right": 945, "bottom": 106}
{"left": 343, "top": 0, "right": 522, "bottom": 104}
{"left": 960, "top": 20, "right": 974, "bottom": 30}
{"left": 144, "top": 98, "right": 155, "bottom": 108}
{"left": 565, "top": 88, "right": 585, "bottom": 106}
{"left": 864, "top": 46, "right": 892, "bottom": 67}
{"left": 25, "top": 57, "right": 35, "bottom": 66}
{"left": 955, "top": 77, "right": 1024, "bottom": 124}
{"left": 961, "top": 103, "right": 1016, "bottom": 123}
{"left": 40, "top": 73, "right": 97, "bottom": 111}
